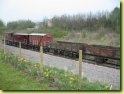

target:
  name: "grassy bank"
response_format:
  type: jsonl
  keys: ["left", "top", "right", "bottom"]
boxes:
{"left": 0, "top": 63, "right": 48, "bottom": 90}
{"left": 60, "top": 28, "right": 120, "bottom": 47}
{"left": 0, "top": 49, "right": 111, "bottom": 90}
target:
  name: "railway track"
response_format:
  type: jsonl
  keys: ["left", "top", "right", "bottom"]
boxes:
{"left": 4, "top": 43, "right": 119, "bottom": 69}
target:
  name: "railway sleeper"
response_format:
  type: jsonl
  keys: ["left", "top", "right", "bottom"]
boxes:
{"left": 53, "top": 49, "right": 58, "bottom": 55}
{"left": 37, "top": 46, "right": 40, "bottom": 52}
{"left": 63, "top": 51, "right": 70, "bottom": 57}
{"left": 49, "top": 48, "right": 54, "bottom": 53}
{"left": 43, "top": 47, "right": 49, "bottom": 52}
{"left": 72, "top": 52, "right": 79, "bottom": 58}
{"left": 59, "top": 50, "right": 64, "bottom": 55}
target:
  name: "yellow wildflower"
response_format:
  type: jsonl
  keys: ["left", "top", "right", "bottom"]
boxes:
{"left": 104, "top": 85, "right": 109, "bottom": 89}
{"left": 46, "top": 74, "right": 49, "bottom": 77}
{"left": 34, "top": 63, "right": 40, "bottom": 69}
{"left": 70, "top": 77, "right": 74, "bottom": 80}
{"left": 34, "top": 64, "right": 37, "bottom": 68}
{"left": 23, "top": 59, "right": 27, "bottom": 62}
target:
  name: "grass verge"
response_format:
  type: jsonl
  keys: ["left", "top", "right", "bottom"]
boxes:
{"left": 0, "top": 49, "right": 111, "bottom": 90}
{"left": 0, "top": 62, "right": 49, "bottom": 90}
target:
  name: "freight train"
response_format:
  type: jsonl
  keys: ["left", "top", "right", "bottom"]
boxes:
{"left": 4, "top": 32, "right": 120, "bottom": 65}
{"left": 5, "top": 32, "right": 53, "bottom": 51}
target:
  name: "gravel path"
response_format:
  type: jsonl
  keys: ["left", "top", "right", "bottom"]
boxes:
{"left": 0, "top": 43, "right": 120, "bottom": 89}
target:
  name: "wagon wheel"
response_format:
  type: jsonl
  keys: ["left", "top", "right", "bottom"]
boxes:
{"left": 95, "top": 56, "right": 105, "bottom": 63}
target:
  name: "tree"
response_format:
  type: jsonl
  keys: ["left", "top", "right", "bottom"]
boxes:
{"left": 43, "top": 7, "right": 120, "bottom": 32}
{"left": 0, "top": 20, "right": 6, "bottom": 34}
{"left": 7, "top": 20, "right": 35, "bottom": 30}
{"left": 0, "top": 20, "right": 5, "bottom": 28}
{"left": 109, "top": 7, "right": 120, "bottom": 32}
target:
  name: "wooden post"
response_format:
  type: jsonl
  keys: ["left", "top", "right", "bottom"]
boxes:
{"left": 79, "top": 50, "right": 82, "bottom": 78}
{"left": 40, "top": 46, "right": 43, "bottom": 66}
{"left": 4, "top": 37, "right": 6, "bottom": 54}
{"left": 19, "top": 42, "right": 21, "bottom": 57}
{"left": 78, "top": 50, "right": 83, "bottom": 90}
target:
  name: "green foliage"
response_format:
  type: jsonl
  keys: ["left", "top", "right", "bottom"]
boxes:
{"left": 7, "top": 20, "right": 35, "bottom": 30}
{"left": 109, "top": 7, "right": 120, "bottom": 32}
{"left": 0, "top": 20, "right": 6, "bottom": 35}
{"left": 0, "top": 20, "right": 5, "bottom": 28}
{"left": 32, "top": 27, "right": 68, "bottom": 38}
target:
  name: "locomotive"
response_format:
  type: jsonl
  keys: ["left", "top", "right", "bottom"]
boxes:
{"left": 4, "top": 32, "right": 120, "bottom": 65}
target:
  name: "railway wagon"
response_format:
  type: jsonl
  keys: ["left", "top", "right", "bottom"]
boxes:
{"left": 48, "top": 41, "right": 86, "bottom": 58}
{"left": 14, "top": 33, "right": 29, "bottom": 44}
{"left": 29, "top": 33, "right": 53, "bottom": 51}
{"left": 5, "top": 32, "right": 14, "bottom": 45}
{"left": 29, "top": 33, "right": 53, "bottom": 47}
{"left": 13, "top": 33, "right": 29, "bottom": 47}
{"left": 52, "top": 41, "right": 120, "bottom": 64}
{"left": 57, "top": 41, "right": 86, "bottom": 57}
{"left": 84, "top": 45, "right": 120, "bottom": 59}
{"left": 84, "top": 45, "right": 120, "bottom": 63}
{"left": 5, "top": 32, "right": 30, "bottom": 48}
{"left": 5, "top": 32, "right": 53, "bottom": 50}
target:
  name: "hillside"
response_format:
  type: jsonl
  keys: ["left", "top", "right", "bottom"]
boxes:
{"left": 59, "top": 29, "right": 120, "bottom": 47}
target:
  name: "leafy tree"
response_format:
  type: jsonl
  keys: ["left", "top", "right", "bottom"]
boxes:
{"left": 0, "top": 20, "right": 5, "bottom": 28}
{"left": 109, "top": 7, "right": 120, "bottom": 32}
{"left": 7, "top": 20, "right": 35, "bottom": 30}
{"left": 0, "top": 20, "right": 6, "bottom": 35}
{"left": 49, "top": 7, "right": 120, "bottom": 32}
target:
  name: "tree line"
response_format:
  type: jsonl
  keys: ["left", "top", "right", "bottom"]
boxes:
{"left": 51, "top": 7, "right": 120, "bottom": 32}
{"left": 0, "top": 7, "right": 120, "bottom": 33}
{"left": 7, "top": 20, "right": 35, "bottom": 30}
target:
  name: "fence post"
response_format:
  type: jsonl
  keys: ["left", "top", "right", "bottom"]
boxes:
{"left": 79, "top": 50, "right": 82, "bottom": 78}
{"left": 19, "top": 42, "right": 21, "bottom": 57}
{"left": 4, "top": 37, "right": 6, "bottom": 54}
{"left": 78, "top": 50, "right": 83, "bottom": 89}
{"left": 40, "top": 46, "right": 43, "bottom": 66}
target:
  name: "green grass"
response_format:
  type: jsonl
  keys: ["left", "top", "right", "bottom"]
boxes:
{"left": 32, "top": 27, "right": 68, "bottom": 38}
{"left": 0, "top": 62, "right": 49, "bottom": 90}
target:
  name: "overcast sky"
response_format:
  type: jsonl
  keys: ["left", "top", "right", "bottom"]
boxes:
{"left": 0, "top": 0, "right": 120, "bottom": 23}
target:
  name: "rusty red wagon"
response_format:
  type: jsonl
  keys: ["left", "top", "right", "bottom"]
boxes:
{"left": 29, "top": 33, "right": 53, "bottom": 47}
